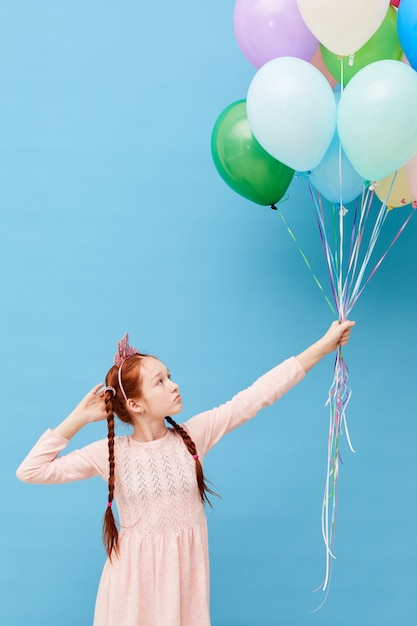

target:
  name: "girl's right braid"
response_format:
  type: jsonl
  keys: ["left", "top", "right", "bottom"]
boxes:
{"left": 102, "top": 390, "right": 119, "bottom": 559}
{"left": 165, "top": 416, "right": 218, "bottom": 506}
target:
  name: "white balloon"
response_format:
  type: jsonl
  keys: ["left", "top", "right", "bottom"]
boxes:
{"left": 297, "top": 0, "right": 390, "bottom": 56}
{"left": 246, "top": 56, "right": 337, "bottom": 172}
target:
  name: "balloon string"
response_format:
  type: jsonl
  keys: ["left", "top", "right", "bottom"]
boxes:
{"left": 312, "top": 346, "right": 352, "bottom": 608}
{"left": 345, "top": 194, "right": 389, "bottom": 309}
{"left": 306, "top": 180, "right": 341, "bottom": 316}
{"left": 324, "top": 353, "right": 349, "bottom": 567}
{"left": 345, "top": 179, "right": 398, "bottom": 313}
{"left": 337, "top": 190, "right": 344, "bottom": 314}
{"left": 336, "top": 57, "right": 345, "bottom": 314}
{"left": 342, "top": 187, "right": 373, "bottom": 303}
{"left": 304, "top": 173, "right": 414, "bottom": 605}
{"left": 344, "top": 174, "right": 416, "bottom": 315}
{"left": 307, "top": 171, "right": 411, "bottom": 316}
{"left": 279, "top": 173, "right": 414, "bottom": 604}
{"left": 342, "top": 197, "right": 360, "bottom": 298}
{"left": 347, "top": 207, "right": 415, "bottom": 313}
{"left": 276, "top": 205, "right": 336, "bottom": 315}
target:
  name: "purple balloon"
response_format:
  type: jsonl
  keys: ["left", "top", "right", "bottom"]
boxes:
{"left": 233, "top": 0, "right": 318, "bottom": 69}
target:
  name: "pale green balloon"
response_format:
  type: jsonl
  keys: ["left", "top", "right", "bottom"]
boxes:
{"left": 337, "top": 60, "right": 417, "bottom": 181}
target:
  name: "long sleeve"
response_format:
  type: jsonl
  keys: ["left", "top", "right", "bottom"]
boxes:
{"left": 184, "top": 356, "right": 305, "bottom": 457}
{"left": 16, "top": 429, "right": 109, "bottom": 484}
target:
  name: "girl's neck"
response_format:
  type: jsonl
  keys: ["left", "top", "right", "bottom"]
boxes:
{"left": 131, "top": 419, "right": 168, "bottom": 443}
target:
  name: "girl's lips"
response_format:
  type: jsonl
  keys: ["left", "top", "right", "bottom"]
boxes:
{"left": 174, "top": 394, "right": 182, "bottom": 403}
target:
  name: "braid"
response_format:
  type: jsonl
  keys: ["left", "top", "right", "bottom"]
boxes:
{"left": 165, "top": 416, "right": 219, "bottom": 506}
{"left": 102, "top": 390, "right": 119, "bottom": 559}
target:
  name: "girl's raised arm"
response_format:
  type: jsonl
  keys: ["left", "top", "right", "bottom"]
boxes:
{"left": 54, "top": 383, "right": 108, "bottom": 439}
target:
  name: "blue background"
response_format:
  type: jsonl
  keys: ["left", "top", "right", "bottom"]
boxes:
{"left": 1, "top": 2, "right": 416, "bottom": 625}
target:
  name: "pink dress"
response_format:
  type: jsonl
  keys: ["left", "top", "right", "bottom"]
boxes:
{"left": 16, "top": 357, "right": 305, "bottom": 626}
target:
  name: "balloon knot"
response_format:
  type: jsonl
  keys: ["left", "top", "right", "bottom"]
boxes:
{"left": 270, "top": 204, "right": 277, "bottom": 210}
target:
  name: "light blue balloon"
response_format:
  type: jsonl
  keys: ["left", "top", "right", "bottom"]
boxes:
{"left": 247, "top": 56, "right": 337, "bottom": 172}
{"left": 397, "top": 0, "right": 417, "bottom": 70}
{"left": 309, "top": 131, "right": 364, "bottom": 204}
{"left": 310, "top": 90, "right": 363, "bottom": 204}
{"left": 337, "top": 60, "right": 417, "bottom": 181}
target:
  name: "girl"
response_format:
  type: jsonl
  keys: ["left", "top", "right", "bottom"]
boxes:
{"left": 17, "top": 320, "right": 354, "bottom": 626}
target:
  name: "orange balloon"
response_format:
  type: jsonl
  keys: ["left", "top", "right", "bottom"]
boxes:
{"left": 310, "top": 46, "right": 337, "bottom": 88}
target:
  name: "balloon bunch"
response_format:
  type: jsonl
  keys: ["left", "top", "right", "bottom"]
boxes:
{"left": 211, "top": 0, "right": 417, "bottom": 605}
{"left": 212, "top": 0, "right": 417, "bottom": 208}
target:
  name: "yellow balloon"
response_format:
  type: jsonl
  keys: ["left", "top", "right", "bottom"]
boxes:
{"left": 375, "top": 166, "right": 414, "bottom": 209}
{"left": 405, "top": 153, "right": 417, "bottom": 201}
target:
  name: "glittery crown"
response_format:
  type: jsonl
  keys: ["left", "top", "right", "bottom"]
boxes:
{"left": 114, "top": 333, "right": 139, "bottom": 368}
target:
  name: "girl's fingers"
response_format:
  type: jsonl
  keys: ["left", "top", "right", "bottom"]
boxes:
{"left": 339, "top": 330, "right": 352, "bottom": 345}
{"left": 90, "top": 383, "right": 105, "bottom": 395}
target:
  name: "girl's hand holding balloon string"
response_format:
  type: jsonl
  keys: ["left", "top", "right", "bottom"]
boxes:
{"left": 324, "top": 319, "right": 355, "bottom": 348}
{"left": 296, "top": 320, "right": 355, "bottom": 372}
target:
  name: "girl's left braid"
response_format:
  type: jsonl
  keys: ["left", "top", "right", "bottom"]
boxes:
{"left": 165, "top": 416, "right": 218, "bottom": 506}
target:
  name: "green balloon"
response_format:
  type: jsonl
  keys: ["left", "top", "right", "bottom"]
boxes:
{"left": 211, "top": 99, "right": 294, "bottom": 207}
{"left": 321, "top": 5, "right": 403, "bottom": 86}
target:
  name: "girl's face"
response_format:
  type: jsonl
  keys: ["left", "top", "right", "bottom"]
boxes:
{"left": 136, "top": 357, "right": 182, "bottom": 419}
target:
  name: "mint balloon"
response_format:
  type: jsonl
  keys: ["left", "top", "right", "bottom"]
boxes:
{"left": 211, "top": 100, "right": 294, "bottom": 207}
{"left": 337, "top": 60, "right": 417, "bottom": 181}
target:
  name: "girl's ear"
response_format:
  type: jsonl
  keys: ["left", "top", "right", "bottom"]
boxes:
{"left": 127, "top": 398, "right": 144, "bottom": 414}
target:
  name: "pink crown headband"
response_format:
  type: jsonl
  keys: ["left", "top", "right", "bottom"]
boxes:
{"left": 114, "top": 333, "right": 139, "bottom": 401}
